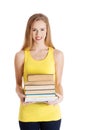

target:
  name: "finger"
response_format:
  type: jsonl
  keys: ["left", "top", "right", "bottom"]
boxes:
{"left": 21, "top": 94, "right": 26, "bottom": 98}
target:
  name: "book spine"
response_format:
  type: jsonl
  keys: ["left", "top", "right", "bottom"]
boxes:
{"left": 24, "top": 81, "right": 55, "bottom": 85}
{"left": 25, "top": 93, "right": 56, "bottom": 97}
{"left": 27, "top": 74, "right": 54, "bottom": 82}
{"left": 25, "top": 96, "right": 58, "bottom": 103}
{"left": 24, "top": 85, "right": 55, "bottom": 90}
{"left": 25, "top": 89, "right": 55, "bottom": 94}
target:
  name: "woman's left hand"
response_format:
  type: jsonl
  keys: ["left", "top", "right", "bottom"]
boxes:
{"left": 45, "top": 93, "right": 63, "bottom": 105}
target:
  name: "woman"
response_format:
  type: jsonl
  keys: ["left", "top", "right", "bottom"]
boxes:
{"left": 14, "top": 13, "right": 64, "bottom": 130}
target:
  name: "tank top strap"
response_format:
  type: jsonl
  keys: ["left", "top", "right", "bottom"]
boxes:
{"left": 48, "top": 47, "right": 54, "bottom": 57}
{"left": 24, "top": 50, "right": 28, "bottom": 63}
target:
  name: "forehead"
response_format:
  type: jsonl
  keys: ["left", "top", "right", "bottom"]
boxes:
{"left": 32, "top": 20, "right": 46, "bottom": 28}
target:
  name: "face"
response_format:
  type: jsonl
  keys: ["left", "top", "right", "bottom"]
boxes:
{"left": 31, "top": 20, "right": 47, "bottom": 44}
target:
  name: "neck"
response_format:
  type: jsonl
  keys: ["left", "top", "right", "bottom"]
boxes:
{"left": 32, "top": 42, "right": 48, "bottom": 51}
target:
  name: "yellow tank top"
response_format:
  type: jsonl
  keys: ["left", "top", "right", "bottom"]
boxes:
{"left": 19, "top": 47, "right": 61, "bottom": 122}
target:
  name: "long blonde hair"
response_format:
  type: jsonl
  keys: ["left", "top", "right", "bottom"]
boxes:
{"left": 21, "top": 13, "right": 55, "bottom": 50}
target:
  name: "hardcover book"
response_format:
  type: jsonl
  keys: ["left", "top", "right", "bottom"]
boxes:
{"left": 27, "top": 74, "right": 54, "bottom": 82}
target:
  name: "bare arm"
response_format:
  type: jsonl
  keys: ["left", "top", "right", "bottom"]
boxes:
{"left": 14, "top": 51, "right": 25, "bottom": 103}
{"left": 46, "top": 49, "right": 64, "bottom": 105}
{"left": 54, "top": 49, "right": 64, "bottom": 103}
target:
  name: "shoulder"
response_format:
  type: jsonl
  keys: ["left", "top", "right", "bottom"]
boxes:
{"left": 14, "top": 50, "right": 24, "bottom": 64}
{"left": 53, "top": 49, "right": 64, "bottom": 63}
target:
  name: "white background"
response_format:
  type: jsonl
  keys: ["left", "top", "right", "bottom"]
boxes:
{"left": 0, "top": 0, "right": 87, "bottom": 130}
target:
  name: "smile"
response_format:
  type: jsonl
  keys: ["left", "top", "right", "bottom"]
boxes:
{"left": 35, "top": 36, "right": 42, "bottom": 40}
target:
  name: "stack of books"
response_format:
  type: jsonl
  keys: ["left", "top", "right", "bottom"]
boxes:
{"left": 24, "top": 74, "right": 58, "bottom": 103}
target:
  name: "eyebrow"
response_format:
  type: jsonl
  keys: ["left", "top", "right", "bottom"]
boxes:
{"left": 32, "top": 27, "right": 46, "bottom": 29}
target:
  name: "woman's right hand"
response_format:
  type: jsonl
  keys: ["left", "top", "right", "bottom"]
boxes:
{"left": 16, "top": 87, "right": 26, "bottom": 104}
{"left": 16, "top": 87, "right": 35, "bottom": 105}
{"left": 18, "top": 92, "right": 25, "bottom": 104}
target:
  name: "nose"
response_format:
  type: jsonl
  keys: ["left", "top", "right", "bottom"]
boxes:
{"left": 36, "top": 30, "right": 40, "bottom": 35}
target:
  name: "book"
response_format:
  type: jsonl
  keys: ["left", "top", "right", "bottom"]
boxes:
{"left": 25, "top": 89, "right": 55, "bottom": 94}
{"left": 27, "top": 74, "right": 54, "bottom": 82}
{"left": 24, "top": 80, "right": 54, "bottom": 85}
{"left": 24, "top": 84, "right": 55, "bottom": 90}
{"left": 25, "top": 96, "right": 58, "bottom": 103}
{"left": 25, "top": 93, "right": 56, "bottom": 97}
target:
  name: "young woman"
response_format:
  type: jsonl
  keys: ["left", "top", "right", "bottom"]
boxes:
{"left": 14, "top": 13, "right": 64, "bottom": 130}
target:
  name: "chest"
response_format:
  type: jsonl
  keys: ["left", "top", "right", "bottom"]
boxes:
{"left": 30, "top": 50, "right": 48, "bottom": 60}
{"left": 24, "top": 51, "right": 55, "bottom": 74}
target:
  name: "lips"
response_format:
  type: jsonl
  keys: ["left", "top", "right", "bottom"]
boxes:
{"left": 35, "top": 36, "right": 42, "bottom": 40}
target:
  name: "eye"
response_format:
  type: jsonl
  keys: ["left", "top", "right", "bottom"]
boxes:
{"left": 41, "top": 28, "right": 45, "bottom": 31}
{"left": 32, "top": 28, "right": 37, "bottom": 31}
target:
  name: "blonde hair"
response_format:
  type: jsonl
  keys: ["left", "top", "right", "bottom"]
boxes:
{"left": 21, "top": 13, "right": 55, "bottom": 50}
